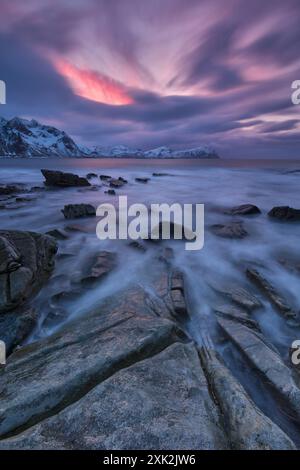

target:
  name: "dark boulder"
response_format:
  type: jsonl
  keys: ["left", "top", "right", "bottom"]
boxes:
{"left": 268, "top": 206, "right": 300, "bottom": 221}
{"left": 99, "top": 174, "right": 111, "bottom": 181}
{"left": 86, "top": 173, "right": 97, "bottom": 179}
{"left": 109, "top": 178, "right": 125, "bottom": 188}
{"left": 226, "top": 204, "right": 261, "bottom": 216}
{"left": 0, "top": 231, "right": 57, "bottom": 313}
{"left": 41, "top": 169, "right": 90, "bottom": 187}
{"left": 211, "top": 222, "right": 248, "bottom": 239}
{"left": 135, "top": 177, "right": 150, "bottom": 183}
{"left": 62, "top": 204, "right": 96, "bottom": 219}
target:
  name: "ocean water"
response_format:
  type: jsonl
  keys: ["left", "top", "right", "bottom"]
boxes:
{"left": 1, "top": 157, "right": 300, "bottom": 441}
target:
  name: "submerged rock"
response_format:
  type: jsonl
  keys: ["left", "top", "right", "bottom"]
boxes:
{"left": 135, "top": 177, "right": 150, "bottom": 183}
{"left": 0, "top": 231, "right": 57, "bottom": 313}
{"left": 268, "top": 206, "right": 300, "bottom": 221}
{"left": 86, "top": 173, "right": 97, "bottom": 179}
{"left": 62, "top": 204, "right": 96, "bottom": 219}
{"left": 210, "top": 222, "right": 248, "bottom": 239}
{"left": 246, "top": 268, "right": 298, "bottom": 320}
{"left": 109, "top": 178, "right": 126, "bottom": 188}
{"left": 226, "top": 204, "right": 261, "bottom": 216}
{"left": 105, "top": 189, "right": 116, "bottom": 195}
{"left": 46, "top": 228, "right": 69, "bottom": 240}
{"left": 0, "top": 184, "right": 25, "bottom": 195}
{"left": 41, "top": 169, "right": 90, "bottom": 187}
{"left": 99, "top": 174, "right": 111, "bottom": 181}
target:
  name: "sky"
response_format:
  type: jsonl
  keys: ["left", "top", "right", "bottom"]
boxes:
{"left": 0, "top": 0, "right": 300, "bottom": 157}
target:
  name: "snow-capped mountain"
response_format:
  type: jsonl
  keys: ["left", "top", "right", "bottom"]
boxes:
{"left": 0, "top": 116, "right": 219, "bottom": 158}
{"left": 91, "top": 145, "right": 219, "bottom": 158}
{"left": 0, "top": 117, "right": 83, "bottom": 157}
{"left": 91, "top": 145, "right": 144, "bottom": 157}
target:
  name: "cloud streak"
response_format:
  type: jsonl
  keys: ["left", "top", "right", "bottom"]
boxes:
{"left": 1, "top": 0, "right": 300, "bottom": 158}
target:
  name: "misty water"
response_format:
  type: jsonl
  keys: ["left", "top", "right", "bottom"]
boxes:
{"left": 1, "top": 157, "right": 300, "bottom": 443}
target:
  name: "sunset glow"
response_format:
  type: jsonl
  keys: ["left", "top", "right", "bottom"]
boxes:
{"left": 55, "top": 60, "right": 133, "bottom": 106}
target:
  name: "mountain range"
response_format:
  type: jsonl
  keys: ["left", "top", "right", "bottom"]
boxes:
{"left": 0, "top": 117, "right": 219, "bottom": 159}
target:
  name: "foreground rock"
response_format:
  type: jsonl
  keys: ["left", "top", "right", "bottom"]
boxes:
{"left": 217, "top": 316, "right": 300, "bottom": 422}
{"left": 246, "top": 268, "right": 298, "bottom": 320}
{"left": 41, "top": 169, "right": 90, "bottom": 188}
{"left": 0, "top": 342, "right": 227, "bottom": 450}
{"left": 210, "top": 222, "right": 248, "bottom": 239}
{"left": 62, "top": 204, "right": 96, "bottom": 219}
{"left": 199, "top": 336, "right": 296, "bottom": 450}
{"left": 0, "top": 231, "right": 57, "bottom": 313}
{"left": 226, "top": 204, "right": 261, "bottom": 216}
{"left": 0, "top": 263, "right": 296, "bottom": 449}
{"left": 268, "top": 206, "right": 300, "bottom": 221}
{"left": 0, "top": 267, "right": 227, "bottom": 450}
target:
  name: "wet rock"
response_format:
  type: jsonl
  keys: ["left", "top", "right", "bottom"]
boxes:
{"left": 77, "top": 186, "right": 100, "bottom": 193}
{"left": 41, "top": 169, "right": 90, "bottom": 188}
{"left": 15, "top": 196, "right": 36, "bottom": 203}
{"left": 210, "top": 282, "right": 262, "bottom": 312}
{"left": 199, "top": 335, "right": 296, "bottom": 450}
{"left": 109, "top": 178, "right": 125, "bottom": 188}
{"left": 210, "top": 222, "right": 248, "bottom": 239}
{"left": 0, "top": 184, "right": 25, "bottom": 195}
{"left": 30, "top": 186, "right": 44, "bottom": 193}
{"left": 105, "top": 189, "right": 116, "bottom": 195}
{"left": 46, "top": 229, "right": 69, "bottom": 240}
{"left": 0, "top": 285, "right": 184, "bottom": 439}
{"left": 246, "top": 268, "right": 297, "bottom": 320}
{"left": 86, "top": 173, "right": 97, "bottom": 179}
{"left": 0, "top": 231, "right": 57, "bottom": 313}
{"left": 80, "top": 251, "right": 117, "bottom": 286}
{"left": 268, "top": 206, "right": 300, "bottom": 222}
{"left": 62, "top": 204, "right": 96, "bottom": 219}
{"left": 152, "top": 173, "right": 172, "bottom": 177}
{"left": 64, "top": 224, "right": 92, "bottom": 233}
{"left": 226, "top": 204, "right": 261, "bottom": 216}
{"left": 214, "top": 304, "right": 259, "bottom": 330}
{"left": 217, "top": 316, "right": 300, "bottom": 421}
{"left": 0, "top": 307, "right": 37, "bottom": 355}
{"left": 118, "top": 177, "right": 128, "bottom": 183}
{"left": 145, "top": 268, "right": 188, "bottom": 321}
{"left": 149, "top": 221, "right": 195, "bottom": 242}
{"left": 0, "top": 342, "right": 227, "bottom": 450}
{"left": 135, "top": 177, "right": 150, "bottom": 183}
{"left": 99, "top": 174, "right": 111, "bottom": 181}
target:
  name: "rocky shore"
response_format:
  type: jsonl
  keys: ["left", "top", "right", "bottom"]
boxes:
{"left": 0, "top": 168, "right": 300, "bottom": 450}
